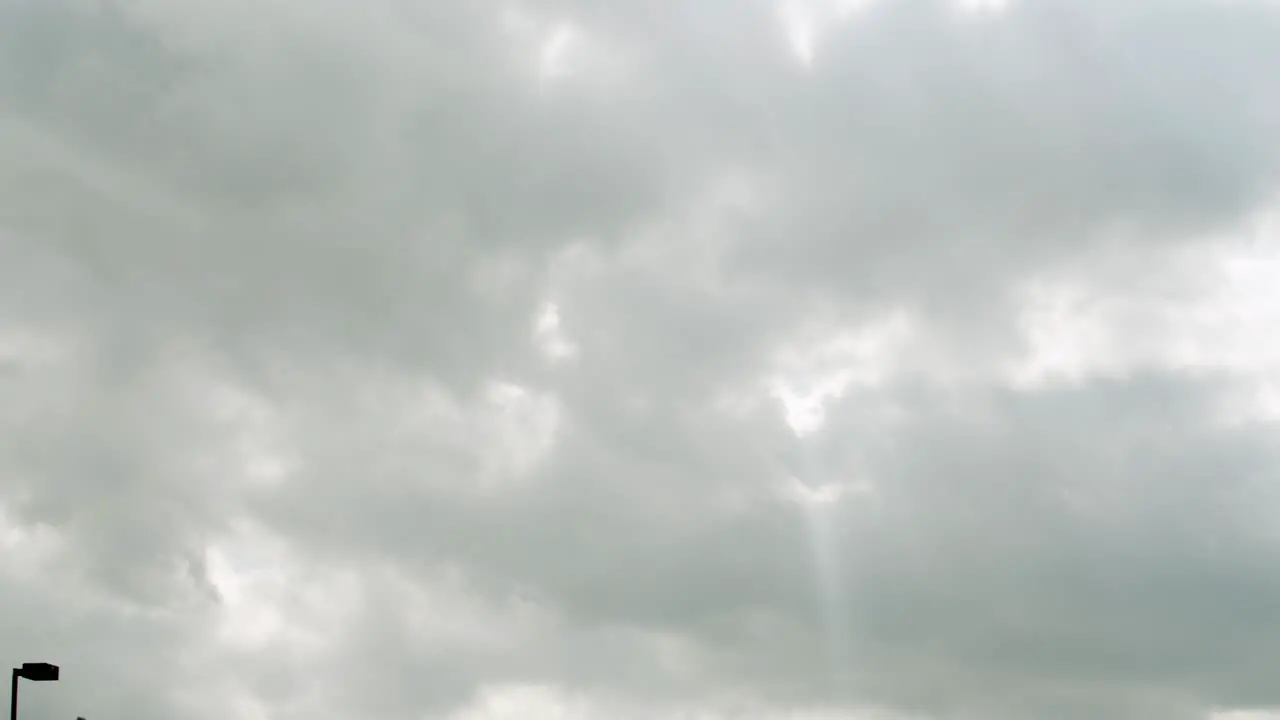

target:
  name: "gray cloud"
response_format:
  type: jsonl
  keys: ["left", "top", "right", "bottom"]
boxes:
{"left": 3, "top": 0, "right": 1280, "bottom": 718}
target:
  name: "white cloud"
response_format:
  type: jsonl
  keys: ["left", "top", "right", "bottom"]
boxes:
{"left": 451, "top": 684, "right": 592, "bottom": 720}
{"left": 535, "top": 301, "right": 580, "bottom": 361}
{"left": 769, "top": 309, "right": 915, "bottom": 435}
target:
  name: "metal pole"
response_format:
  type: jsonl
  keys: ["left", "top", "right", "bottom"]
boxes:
{"left": 9, "top": 668, "right": 18, "bottom": 720}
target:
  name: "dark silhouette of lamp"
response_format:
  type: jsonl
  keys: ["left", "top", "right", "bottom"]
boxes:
{"left": 9, "top": 663, "right": 59, "bottom": 720}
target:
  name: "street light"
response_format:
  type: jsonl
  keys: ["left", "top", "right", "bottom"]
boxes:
{"left": 10, "top": 663, "right": 59, "bottom": 720}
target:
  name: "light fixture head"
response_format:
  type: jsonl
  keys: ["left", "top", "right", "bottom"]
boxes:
{"left": 17, "top": 663, "right": 59, "bottom": 682}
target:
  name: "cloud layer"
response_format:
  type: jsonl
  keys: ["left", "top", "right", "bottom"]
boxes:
{"left": 3, "top": 0, "right": 1280, "bottom": 718}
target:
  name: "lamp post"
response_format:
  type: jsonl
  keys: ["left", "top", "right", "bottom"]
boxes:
{"left": 9, "top": 663, "right": 58, "bottom": 720}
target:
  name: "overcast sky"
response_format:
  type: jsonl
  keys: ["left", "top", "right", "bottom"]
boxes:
{"left": 3, "top": 0, "right": 1280, "bottom": 718}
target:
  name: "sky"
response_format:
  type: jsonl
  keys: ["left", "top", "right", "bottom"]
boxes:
{"left": 2, "top": 0, "right": 1280, "bottom": 718}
